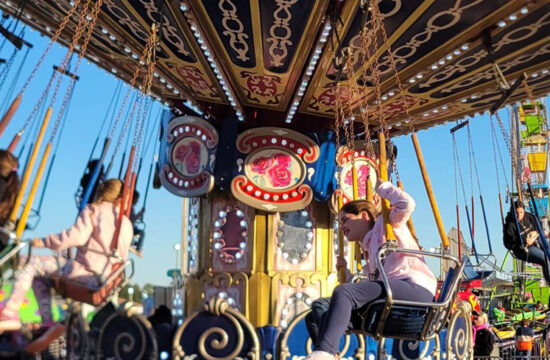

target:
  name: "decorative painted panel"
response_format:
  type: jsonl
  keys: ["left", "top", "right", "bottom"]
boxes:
{"left": 273, "top": 207, "right": 316, "bottom": 271}
{"left": 332, "top": 142, "right": 380, "bottom": 208}
{"left": 202, "top": 272, "right": 248, "bottom": 315}
{"left": 211, "top": 196, "right": 253, "bottom": 272}
{"left": 159, "top": 115, "right": 218, "bottom": 197}
{"left": 271, "top": 273, "right": 324, "bottom": 328}
{"left": 200, "top": 0, "right": 256, "bottom": 68}
{"left": 259, "top": 0, "right": 316, "bottom": 73}
{"left": 231, "top": 127, "right": 320, "bottom": 212}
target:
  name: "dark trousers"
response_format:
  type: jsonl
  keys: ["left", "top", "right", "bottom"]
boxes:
{"left": 305, "top": 279, "right": 434, "bottom": 354}
{"left": 513, "top": 246, "right": 550, "bottom": 282}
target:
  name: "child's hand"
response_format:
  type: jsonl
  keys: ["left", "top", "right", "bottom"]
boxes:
{"left": 31, "top": 238, "right": 43, "bottom": 248}
{"left": 336, "top": 256, "right": 347, "bottom": 271}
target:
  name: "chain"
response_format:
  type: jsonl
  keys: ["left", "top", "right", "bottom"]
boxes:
{"left": 49, "top": 0, "right": 103, "bottom": 143}
{"left": 356, "top": 29, "right": 375, "bottom": 157}
{"left": 19, "top": 0, "right": 83, "bottom": 94}
{"left": 452, "top": 133, "right": 460, "bottom": 208}
{"left": 0, "top": 47, "right": 18, "bottom": 86}
{"left": 466, "top": 124, "right": 482, "bottom": 195}
{"left": 465, "top": 124, "right": 475, "bottom": 197}
{"left": 17, "top": 71, "right": 57, "bottom": 135}
{"left": 489, "top": 116, "right": 504, "bottom": 194}
{"left": 362, "top": 10, "right": 397, "bottom": 180}
{"left": 131, "top": 25, "right": 157, "bottom": 150}
{"left": 493, "top": 111, "right": 515, "bottom": 174}
{"left": 47, "top": 0, "right": 93, "bottom": 111}
{"left": 134, "top": 98, "right": 153, "bottom": 172}
{"left": 108, "top": 25, "right": 156, "bottom": 140}
{"left": 110, "top": 25, "right": 157, "bottom": 170}
{"left": 452, "top": 132, "right": 468, "bottom": 206}
{"left": 370, "top": 0, "right": 413, "bottom": 131}
{"left": 344, "top": 41, "right": 375, "bottom": 158}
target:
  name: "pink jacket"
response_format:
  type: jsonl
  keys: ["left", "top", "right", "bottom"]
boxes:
{"left": 41, "top": 202, "right": 133, "bottom": 279}
{"left": 362, "top": 181, "right": 437, "bottom": 296}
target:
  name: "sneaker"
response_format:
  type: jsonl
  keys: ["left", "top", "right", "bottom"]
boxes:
{"left": 25, "top": 322, "right": 66, "bottom": 353}
{"left": 0, "top": 309, "right": 21, "bottom": 333}
{"left": 305, "top": 351, "right": 336, "bottom": 360}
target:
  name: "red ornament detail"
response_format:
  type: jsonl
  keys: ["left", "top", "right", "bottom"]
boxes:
{"left": 241, "top": 72, "right": 281, "bottom": 97}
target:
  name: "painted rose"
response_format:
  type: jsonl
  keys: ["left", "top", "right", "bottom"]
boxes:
{"left": 273, "top": 152, "right": 291, "bottom": 167}
{"left": 175, "top": 144, "right": 190, "bottom": 163}
{"left": 185, "top": 141, "right": 202, "bottom": 174}
{"left": 268, "top": 164, "right": 292, "bottom": 188}
{"left": 251, "top": 156, "right": 273, "bottom": 174}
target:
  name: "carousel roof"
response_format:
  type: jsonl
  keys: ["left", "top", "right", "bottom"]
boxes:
{"left": 1, "top": 0, "right": 549, "bottom": 133}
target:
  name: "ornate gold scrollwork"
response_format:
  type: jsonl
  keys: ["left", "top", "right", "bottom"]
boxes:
{"left": 266, "top": 0, "right": 298, "bottom": 67}
{"left": 440, "top": 43, "right": 550, "bottom": 94}
{"left": 103, "top": 0, "right": 149, "bottom": 41}
{"left": 139, "top": 0, "right": 191, "bottom": 57}
{"left": 219, "top": 0, "right": 250, "bottom": 62}
{"left": 173, "top": 296, "right": 260, "bottom": 360}
{"left": 446, "top": 300, "right": 473, "bottom": 360}
{"left": 374, "top": 0, "right": 483, "bottom": 77}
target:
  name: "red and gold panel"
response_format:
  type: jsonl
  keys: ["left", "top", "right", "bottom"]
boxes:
{"left": 231, "top": 127, "right": 319, "bottom": 212}
{"left": 189, "top": 0, "right": 329, "bottom": 109}
{"left": 332, "top": 141, "right": 380, "bottom": 208}
{"left": 211, "top": 196, "right": 254, "bottom": 272}
{"left": 160, "top": 116, "right": 218, "bottom": 197}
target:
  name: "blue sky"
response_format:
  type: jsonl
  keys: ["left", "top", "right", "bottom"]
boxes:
{"left": 1, "top": 26, "right": 547, "bottom": 286}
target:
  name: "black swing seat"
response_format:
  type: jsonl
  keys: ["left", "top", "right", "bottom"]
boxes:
{"left": 52, "top": 258, "right": 134, "bottom": 307}
{"left": 352, "top": 243, "right": 465, "bottom": 341}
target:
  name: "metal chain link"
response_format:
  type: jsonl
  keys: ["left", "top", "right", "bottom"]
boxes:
{"left": 493, "top": 111, "right": 518, "bottom": 185}
{"left": 19, "top": 0, "right": 83, "bottom": 94}
{"left": 489, "top": 117, "right": 503, "bottom": 195}
{"left": 110, "top": 26, "right": 157, "bottom": 169}
{"left": 17, "top": 71, "right": 57, "bottom": 135}
{"left": 47, "top": 0, "right": 93, "bottom": 110}
{"left": 370, "top": 0, "right": 413, "bottom": 131}
{"left": 452, "top": 132, "right": 468, "bottom": 205}
{"left": 108, "top": 25, "right": 156, "bottom": 140}
{"left": 466, "top": 123, "right": 482, "bottom": 194}
{"left": 452, "top": 133, "right": 460, "bottom": 207}
{"left": 49, "top": 0, "right": 103, "bottom": 143}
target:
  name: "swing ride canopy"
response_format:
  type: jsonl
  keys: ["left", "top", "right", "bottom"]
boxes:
{"left": 1, "top": 0, "right": 549, "bottom": 133}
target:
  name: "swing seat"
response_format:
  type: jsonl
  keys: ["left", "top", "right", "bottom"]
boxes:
{"left": 463, "top": 256, "right": 495, "bottom": 281}
{"left": 352, "top": 244, "right": 465, "bottom": 340}
{"left": 52, "top": 259, "right": 133, "bottom": 306}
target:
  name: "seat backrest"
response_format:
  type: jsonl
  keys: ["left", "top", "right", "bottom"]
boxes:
{"left": 462, "top": 256, "right": 482, "bottom": 280}
{"left": 438, "top": 267, "right": 455, "bottom": 302}
{"left": 358, "top": 258, "right": 465, "bottom": 341}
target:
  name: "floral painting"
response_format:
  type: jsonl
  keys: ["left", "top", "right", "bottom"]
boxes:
{"left": 339, "top": 160, "right": 377, "bottom": 200}
{"left": 172, "top": 137, "right": 208, "bottom": 177}
{"left": 245, "top": 149, "right": 303, "bottom": 190}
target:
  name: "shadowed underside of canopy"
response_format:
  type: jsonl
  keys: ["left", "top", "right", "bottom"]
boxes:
{"left": 1, "top": 0, "right": 549, "bottom": 133}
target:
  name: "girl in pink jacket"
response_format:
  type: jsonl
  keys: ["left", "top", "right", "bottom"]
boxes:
{"left": 0, "top": 179, "right": 133, "bottom": 332}
{"left": 306, "top": 180, "right": 437, "bottom": 360}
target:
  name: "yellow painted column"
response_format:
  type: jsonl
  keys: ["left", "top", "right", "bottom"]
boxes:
{"left": 379, "top": 132, "right": 396, "bottom": 240}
